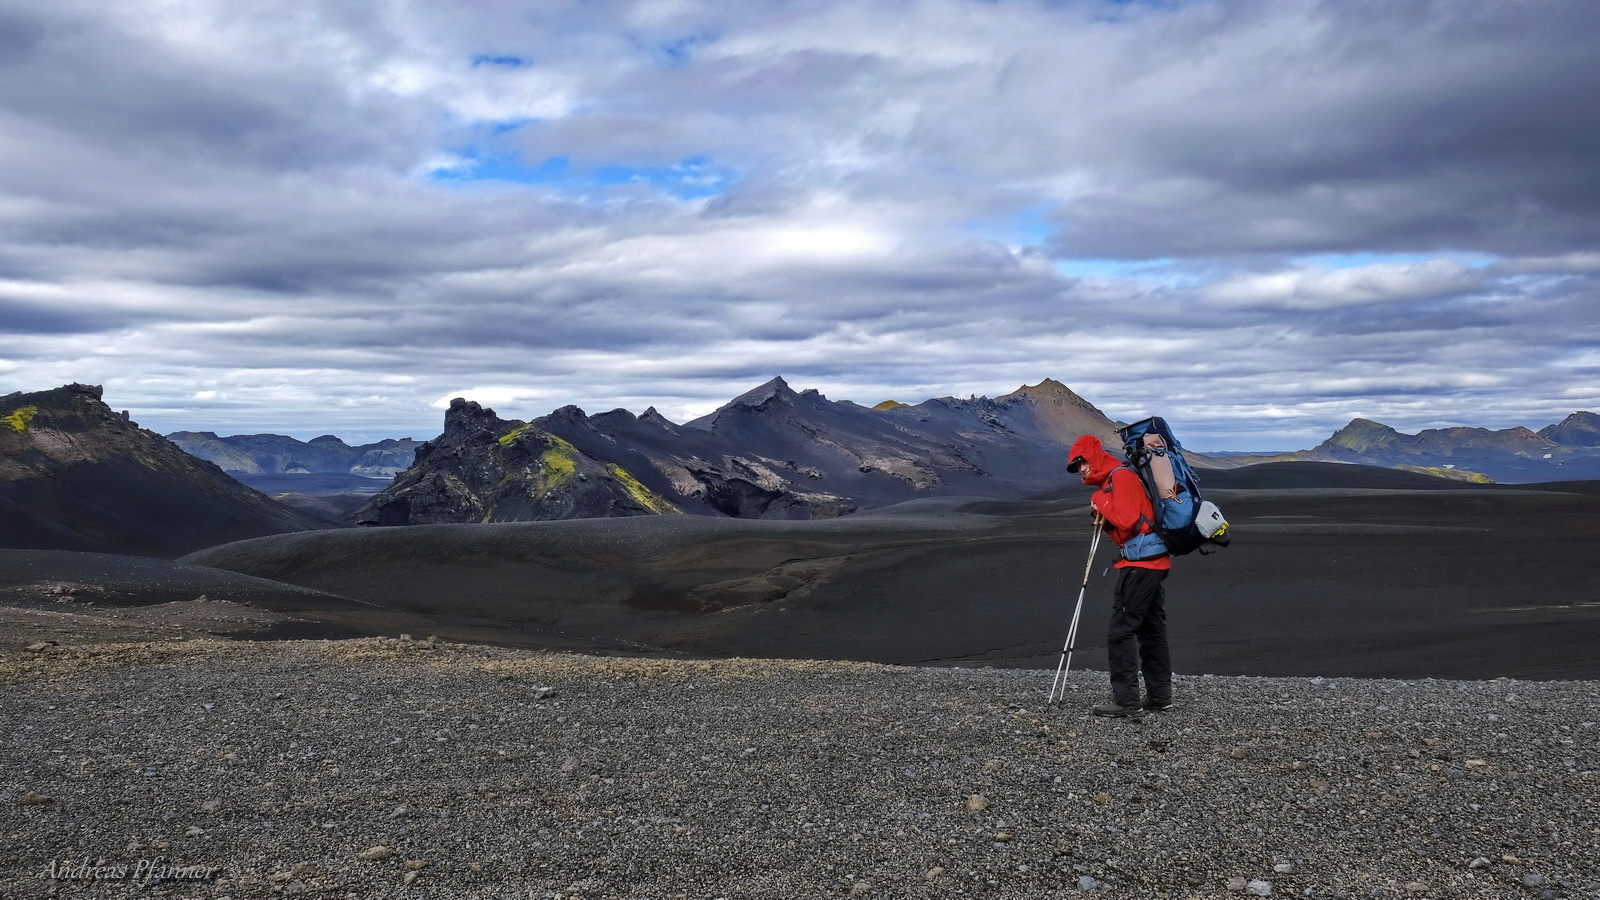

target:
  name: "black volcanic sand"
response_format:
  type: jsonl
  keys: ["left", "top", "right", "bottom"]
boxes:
{"left": 0, "top": 550, "right": 447, "bottom": 645}
{"left": 170, "top": 467, "right": 1600, "bottom": 680}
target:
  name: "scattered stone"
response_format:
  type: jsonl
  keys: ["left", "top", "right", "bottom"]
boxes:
{"left": 925, "top": 867, "right": 944, "bottom": 881}
{"left": 1227, "top": 876, "right": 1248, "bottom": 891}
{"left": 965, "top": 794, "right": 989, "bottom": 812}
{"left": 1468, "top": 857, "right": 1492, "bottom": 869}
{"left": 1079, "top": 875, "right": 1099, "bottom": 890}
{"left": 358, "top": 846, "right": 393, "bottom": 861}
{"left": 184, "top": 826, "right": 204, "bottom": 836}
{"left": 1405, "top": 882, "right": 1429, "bottom": 894}
{"left": 847, "top": 882, "right": 871, "bottom": 897}
{"left": 24, "top": 642, "right": 57, "bottom": 652}
{"left": 1246, "top": 879, "right": 1272, "bottom": 896}
{"left": 402, "top": 869, "right": 421, "bottom": 885}
{"left": 19, "top": 791, "right": 52, "bottom": 805}
{"left": 404, "top": 859, "right": 427, "bottom": 871}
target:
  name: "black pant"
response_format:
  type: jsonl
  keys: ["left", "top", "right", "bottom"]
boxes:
{"left": 1107, "top": 566, "right": 1171, "bottom": 706}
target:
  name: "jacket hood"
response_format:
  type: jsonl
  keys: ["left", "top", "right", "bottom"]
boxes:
{"left": 1068, "top": 435, "right": 1122, "bottom": 486}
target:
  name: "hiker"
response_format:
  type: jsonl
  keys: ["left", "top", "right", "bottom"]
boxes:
{"left": 1066, "top": 434, "right": 1172, "bottom": 719}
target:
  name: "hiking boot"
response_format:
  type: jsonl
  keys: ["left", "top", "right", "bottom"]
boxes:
{"left": 1143, "top": 697, "right": 1174, "bottom": 712}
{"left": 1091, "top": 701, "right": 1146, "bottom": 719}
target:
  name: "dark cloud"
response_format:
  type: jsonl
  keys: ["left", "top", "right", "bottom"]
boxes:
{"left": 0, "top": 0, "right": 1594, "bottom": 448}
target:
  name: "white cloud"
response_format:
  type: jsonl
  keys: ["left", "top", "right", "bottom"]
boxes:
{"left": 1207, "top": 260, "right": 1487, "bottom": 309}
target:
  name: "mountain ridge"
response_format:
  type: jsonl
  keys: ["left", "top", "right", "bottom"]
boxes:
{"left": 352, "top": 377, "right": 1129, "bottom": 524}
{"left": 1, "top": 384, "right": 326, "bottom": 555}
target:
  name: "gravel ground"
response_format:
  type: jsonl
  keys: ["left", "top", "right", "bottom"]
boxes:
{"left": 2, "top": 638, "right": 1597, "bottom": 900}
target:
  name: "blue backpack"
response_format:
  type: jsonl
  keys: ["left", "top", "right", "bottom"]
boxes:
{"left": 1117, "top": 417, "right": 1230, "bottom": 556}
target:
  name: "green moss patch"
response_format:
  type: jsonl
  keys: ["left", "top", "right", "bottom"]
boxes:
{"left": 607, "top": 464, "right": 681, "bottom": 515}
{"left": 3, "top": 405, "right": 38, "bottom": 432}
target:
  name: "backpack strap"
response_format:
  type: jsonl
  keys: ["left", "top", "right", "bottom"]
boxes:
{"left": 1107, "top": 465, "right": 1157, "bottom": 537}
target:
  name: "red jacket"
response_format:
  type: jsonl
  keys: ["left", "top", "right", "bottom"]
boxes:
{"left": 1069, "top": 435, "right": 1170, "bottom": 571}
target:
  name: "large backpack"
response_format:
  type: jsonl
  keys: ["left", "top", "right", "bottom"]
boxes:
{"left": 1117, "top": 417, "right": 1230, "bottom": 556}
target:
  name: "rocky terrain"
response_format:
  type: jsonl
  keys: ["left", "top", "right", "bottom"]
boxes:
{"left": 3, "top": 637, "right": 1597, "bottom": 900}
{"left": 0, "top": 385, "right": 325, "bottom": 556}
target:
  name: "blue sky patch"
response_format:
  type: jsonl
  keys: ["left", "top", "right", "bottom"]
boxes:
{"left": 472, "top": 54, "right": 527, "bottom": 68}
{"left": 429, "top": 149, "right": 733, "bottom": 201}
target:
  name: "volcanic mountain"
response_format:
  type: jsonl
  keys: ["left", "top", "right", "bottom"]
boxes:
{"left": 1, "top": 384, "right": 327, "bottom": 556}
{"left": 353, "top": 377, "right": 1127, "bottom": 524}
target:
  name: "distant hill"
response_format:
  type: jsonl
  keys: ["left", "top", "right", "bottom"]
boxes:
{"left": 1, "top": 384, "right": 327, "bottom": 556}
{"left": 354, "top": 377, "right": 1130, "bottom": 524}
{"left": 166, "top": 431, "right": 423, "bottom": 476}
{"left": 1219, "top": 412, "right": 1600, "bottom": 483}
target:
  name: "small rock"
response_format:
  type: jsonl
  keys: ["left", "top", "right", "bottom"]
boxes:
{"left": 1229, "top": 749, "right": 1246, "bottom": 759}
{"left": 24, "top": 642, "right": 57, "bottom": 653}
{"left": 1404, "top": 883, "right": 1429, "bottom": 894}
{"left": 1522, "top": 874, "right": 1548, "bottom": 887}
{"left": 1273, "top": 862, "right": 1299, "bottom": 874}
{"left": 201, "top": 800, "right": 221, "bottom": 813}
{"left": 1468, "top": 857, "right": 1491, "bottom": 869}
{"left": 847, "top": 882, "right": 870, "bottom": 897}
{"left": 1079, "top": 875, "right": 1099, "bottom": 890}
{"left": 965, "top": 794, "right": 989, "bottom": 812}
{"left": 1227, "top": 877, "right": 1248, "bottom": 891}
{"left": 1502, "top": 855, "right": 1522, "bottom": 864}
{"left": 358, "top": 846, "right": 393, "bottom": 861}
{"left": 993, "top": 832, "right": 1012, "bottom": 842}
{"left": 1246, "top": 879, "right": 1273, "bottom": 896}
{"left": 402, "top": 870, "right": 420, "bottom": 885}
{"left": 404, "top": 859, "right": 427, "bottom": 871}
{"left": 20, "top": 791, "right": 53, "bottom": 805}
{"left": 185, "top": 826, "right": 205, "bottom": 836}
{"left": 925, "top": 867, "right": 944, "bottom": 881}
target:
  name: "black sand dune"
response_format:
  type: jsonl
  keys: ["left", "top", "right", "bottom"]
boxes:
{"left": 178, "top": 471, "right": 1600, "bottom": 679}
{"left": 0, "top": 457, "right": 326, "bottom": 557}
{"left": 0, "top": 549, "right": 447, "bottom": 644}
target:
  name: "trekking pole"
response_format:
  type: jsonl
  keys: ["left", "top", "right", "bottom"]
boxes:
{"left": 1048, "top": 515, "right": 1103, "bottom": 705}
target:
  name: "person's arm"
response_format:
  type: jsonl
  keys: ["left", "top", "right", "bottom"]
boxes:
{"left": 1091, "top": 468, "right": 1150, "bottom": 532}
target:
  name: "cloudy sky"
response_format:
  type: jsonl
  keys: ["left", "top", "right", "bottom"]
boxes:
{"left": 2, "top": 0, "right": 1596, "bottom": 450}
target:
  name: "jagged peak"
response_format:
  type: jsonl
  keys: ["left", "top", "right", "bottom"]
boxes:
{"left": 640, "top": 407, "right": 677, "bottom": 428}
{"left": 1002, "top": 378, "right": 1099, "bottom": 411}
{"left": 443, "top": 397, "right": 511, "bottom": 436}
{"left": 727, "top": 376, "right": 796, "bottom": 408}
{"left": 546, "top": 404, "right": 590, "bottom": 420}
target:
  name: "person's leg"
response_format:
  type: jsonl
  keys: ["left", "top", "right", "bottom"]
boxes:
{"left": 1133, "top": 572, "right": 1171, "bottom": 704}
{"left": 1106, "top": 567, "right": 1162, "bottom": 707}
